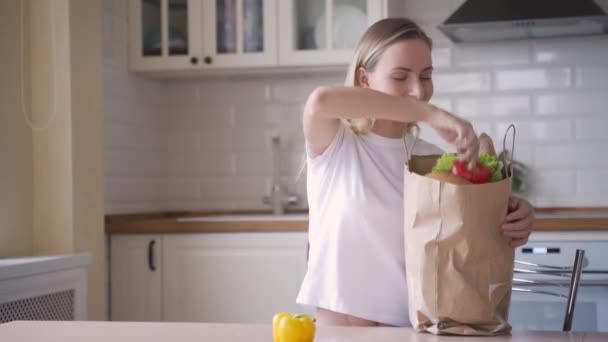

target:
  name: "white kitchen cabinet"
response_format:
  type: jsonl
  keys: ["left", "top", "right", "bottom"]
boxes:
{"left": 128, "top": 0, "right": 277, "bottom": 71}
{"left": 162, "top": 232, "right": 311, "bottom": 323}
{"left": 110, "top": 234, "right": 163, "bottom": 321}
{"left": 110, "top": 232, "right": 310, "bottom": 323}
{"left": 278, "top": 0, "right": 401, "bottom": 66}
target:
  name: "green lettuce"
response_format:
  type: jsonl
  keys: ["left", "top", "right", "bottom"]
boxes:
{"left": 431, "top": 153, "right": 459, "bottom": 172}
{"left": 478, "top": 153, "right": 503, "bottom": 182}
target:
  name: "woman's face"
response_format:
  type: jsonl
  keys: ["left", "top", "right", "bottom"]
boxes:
{"left": 360, "top": 39, "right": 433, "bottom": 102}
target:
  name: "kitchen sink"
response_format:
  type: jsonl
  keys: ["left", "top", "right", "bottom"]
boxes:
{"left": 176, "top": 213, "right": 309, "bottom": 222}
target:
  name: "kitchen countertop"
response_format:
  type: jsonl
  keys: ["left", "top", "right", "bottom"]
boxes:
{"left": 105, "top": 207, "right": 608, "bottom": 234}
{"left": 1, "top": 321, "right": 606, "bottom": 342}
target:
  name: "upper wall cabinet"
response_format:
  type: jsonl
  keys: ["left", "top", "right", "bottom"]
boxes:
{"left": 278, "top": 0, "right": 381, "bottom": 66}
{"left": 129, "top": 0, "right": 277, "bottom": 71}
{"left": 128, "top": 0, "right": 403, "bottom": 72}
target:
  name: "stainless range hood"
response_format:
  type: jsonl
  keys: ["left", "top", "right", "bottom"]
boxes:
{"left": 438, "top": 0, "right": 608, "bottom": 43}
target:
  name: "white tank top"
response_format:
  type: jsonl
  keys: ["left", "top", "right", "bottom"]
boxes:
{"left": 296, "top": 122, "right": 442, "bottom": 326}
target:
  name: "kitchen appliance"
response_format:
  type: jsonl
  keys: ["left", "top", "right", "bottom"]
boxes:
{"left": 509, "top": 241, "right": 608, "bottom": 332}
{"left": 439, "top": 0, "right": 608, "bottom": 43}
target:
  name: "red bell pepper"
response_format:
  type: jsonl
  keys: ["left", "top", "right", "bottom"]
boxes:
{"left": 451, "top": 160, "right": 492, "bottom": 184}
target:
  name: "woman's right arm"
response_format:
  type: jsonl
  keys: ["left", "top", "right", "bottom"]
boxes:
{"left": 302, "top": 86, "right": 479, "bottom": 161}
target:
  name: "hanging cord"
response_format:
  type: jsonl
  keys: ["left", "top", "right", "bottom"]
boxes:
{"left": 21, "top": 0, "right": 57, "bottom": 131}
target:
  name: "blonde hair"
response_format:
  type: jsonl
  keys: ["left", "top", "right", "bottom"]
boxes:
{"left": 344, "top": 18, "right": 432, "bottom": 135}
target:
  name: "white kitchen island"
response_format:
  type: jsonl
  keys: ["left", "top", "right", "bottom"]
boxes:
{"left": 0, "top": 321, "right": 606, "bottom": 342}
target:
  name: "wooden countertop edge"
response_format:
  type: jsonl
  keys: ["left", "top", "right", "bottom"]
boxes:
{"left": 105, "top": 217, "right": 608, "bottom": 234}
{"left": 105, "top": 219, "right": 309, "bottom": 234}
{"left": 532, "top": 218, "right": 608, "bottom": 230}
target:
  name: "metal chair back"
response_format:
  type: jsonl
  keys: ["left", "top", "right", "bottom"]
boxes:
{"left": 512, "top": 249, "right": 585, "bottom": 331}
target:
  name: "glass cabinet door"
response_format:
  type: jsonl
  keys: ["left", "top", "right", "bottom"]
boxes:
{"left": 130, "top": 0, "right": 198, "bottom": 70}
{"left": 279, "top": 0, "right": 383, "bottom": 66}
{"left": 204, "top": 0, "right": 276, "bottom": 67}
{"left": 141, "top": 0, "right": 162, "bottom": 56}
{"left": 141, "top": 0, "right": 189, "bottom": 56}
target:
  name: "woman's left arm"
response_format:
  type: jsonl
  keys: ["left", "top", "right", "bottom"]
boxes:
{"left": 501, "top": 196, "right": 535, "bottom": 248}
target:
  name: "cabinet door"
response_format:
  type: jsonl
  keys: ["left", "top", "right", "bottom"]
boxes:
{"left": 201, "top": 0, "right": 277, "bottom": 68}
{"left": 162, "top": 232, "right": 311, "bottom": 323}
{"left": 110, "top": 234, "right": 163, "bottom": 321}
{"left": 278, "top": 0, "right": 384, "bottom": 66}
{"left": 129, "top": 0, "right": 203, "bottom": 71}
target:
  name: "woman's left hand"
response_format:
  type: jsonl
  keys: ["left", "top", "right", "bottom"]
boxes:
{"left": 501, "top": 196, "right": 534, "bottom": 248}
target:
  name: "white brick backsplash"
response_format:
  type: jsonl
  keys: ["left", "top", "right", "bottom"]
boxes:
{"left": 509, "top": 143, "right": 534, "bottom": 167}
{"left": 576, "top": 66, "right": 608, "bottom": 88}
{"left": 168, "top": 151, "right": 234, "bottom": 177}
{"left": 234, "top": 103, "right": 281, "bottom": 130}
{"left": 167, "top": 180, "right": 201, "bottom": 200}
{"left": 105, "top": 179, "right": 166, "bottom": 201}
{"left": 199, "top": 127, "right": 270, "bottom": 152}
{"left": 166, "top": 104, "right": 232, "bottom": 132}
{"left": 105, "top": 150, "right": 164, "bottom": 177}
{"left": 190, "top": 79, "right": 271, "bottom": 106}
{"left": 105, "top": 122, "right": 163, "bottom": 150}
{"left": 495, "top": 120, "right": 572, "bottom": 142}
{"left": 431, "top": 47, "right": 451, "bottom": 68}
{"left": 432, "top": 72, "right": 491, "bottom": 93}
{"left": 535, "top": 144, "right": 607, "bottom": 167}
{"left": 200, "top": 177, "right": 268, "bottom": 202}
{"left": 271, "top": 76, "right": 341, "bottom": 103}
{"left": 576, "top": 118, "right": 608, "bottom": 140}
{"left": 577, "top": 170, "right": 608, "bottom": 194}
{"left": 454, "top": 43, "right": 530, "bottom": 67}
{"left": 535, "top": 93, "right": 606, "bottom": 115}
{"left": 534, "top": 194, "right": 608, "bottom": 207}
{"left": 534, "top": 36, "right": 608, "bottom": 63}
{"left": 167, "top": 153, "right": 204, "bottom": 177}
{"left": 167, "top": 132, "right": 200, "bottom": 151}
{"left": 235, "top": 152, "right": 272, "bottom": 176}
{"left": 495, "top": 68, "right": 571, "bottom": 90}
{"left": 529, "top": 169, "right": 576, "bottom": 195}
{"left": 162, "top": 81, "right": 202, "bottom": 106}
{"left": 456, "top": 96, "right": 531, "bottom": 117}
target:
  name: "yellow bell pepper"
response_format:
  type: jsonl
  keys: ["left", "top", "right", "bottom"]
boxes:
{"left": 273, "top": 312, "right": 316, "bottom": 342}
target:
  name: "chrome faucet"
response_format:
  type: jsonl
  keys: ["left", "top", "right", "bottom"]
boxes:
{"left": 263, "top": 133, "right": 298, "bottom": 215}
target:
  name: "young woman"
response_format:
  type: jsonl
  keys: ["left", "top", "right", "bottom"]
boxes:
{"left": 296, "top": 17, "right": 534, "bottom": 327}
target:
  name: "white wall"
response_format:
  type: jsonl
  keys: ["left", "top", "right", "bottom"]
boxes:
{"left": 103, "top": 0, "right": 608, "bottom": 212}
{"left": 0, "top": 0, "right": 33, "bottom": 257}
{"left": 103, "top": 0, "right": 167, "bottom": 214}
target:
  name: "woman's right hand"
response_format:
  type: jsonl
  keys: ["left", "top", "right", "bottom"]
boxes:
{"left": 426, "top": 107, "right": 479, "bottom": 163}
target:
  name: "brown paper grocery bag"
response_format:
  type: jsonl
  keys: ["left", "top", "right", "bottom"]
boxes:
{"left": 403, "top": 128, "right": 515, "bottom": 336}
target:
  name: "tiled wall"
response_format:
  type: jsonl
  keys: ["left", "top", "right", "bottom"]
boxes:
{"left": 406, "top": 0, "right": 608, "bottom": 207}
{"left": 163, "top": 76, "right": 339, "bottom": 210}
{"left": 103, "top": 0, "right": 167, "bottom": 214}
{"left": 103, "top": 0, "right": 608, "bottom": 213}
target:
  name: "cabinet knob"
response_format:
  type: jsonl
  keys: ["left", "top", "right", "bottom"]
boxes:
{"left": 204, "top": 56, "right": 213, "bottom": 64}
{"left": 190, "top": 56, "right": 198, "bottom": 65}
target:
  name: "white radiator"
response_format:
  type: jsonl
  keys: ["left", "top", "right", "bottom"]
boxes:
{"left": 0, "top": 253, "right": 91, "bottom": 323}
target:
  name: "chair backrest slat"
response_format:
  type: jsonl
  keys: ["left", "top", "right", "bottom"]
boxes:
{"left": 562, "top": 249, "right": 585, "bottom": 332}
